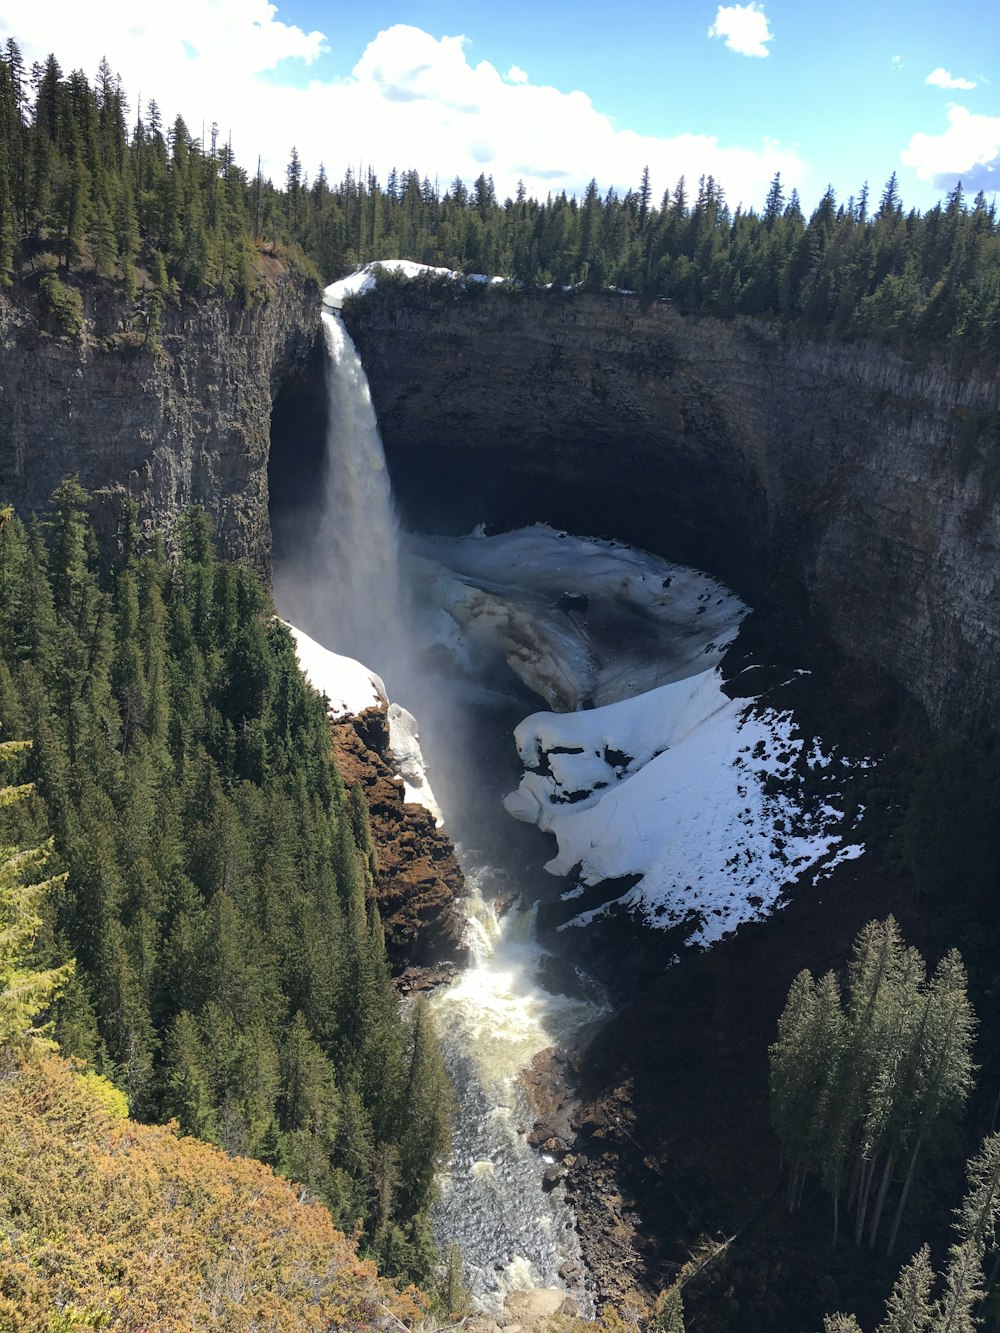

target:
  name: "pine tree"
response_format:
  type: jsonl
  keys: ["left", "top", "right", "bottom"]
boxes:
{"left": 0, "top": 732, "right": 74, "bottom": 1050}
{"left": 875, "top": 1245, "right": 935, "bottom": 1333}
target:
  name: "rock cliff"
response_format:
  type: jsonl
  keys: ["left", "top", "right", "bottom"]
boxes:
{"left": 0, "top": 259, "right": 320, "bottom": 571}
{"left": 343, "top": 286, "right": 1000, "bottom": 734}
{"left": 0, "top": 267, "right": 468, "bottom": 967}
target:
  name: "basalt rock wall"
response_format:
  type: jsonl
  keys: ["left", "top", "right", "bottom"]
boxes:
{"left": 0, "top": 263, "right": 321, "bottom": 571}
{"left": 344, "top": 287, "right": 1000, "bottom": 734}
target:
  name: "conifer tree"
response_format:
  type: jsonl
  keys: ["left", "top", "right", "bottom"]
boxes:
{"left": 0, "top": 732, "right": 74, "bottom": 1050}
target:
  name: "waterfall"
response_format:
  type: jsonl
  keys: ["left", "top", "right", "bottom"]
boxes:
{"left": 273, "top": 311, "right": 412, "bottom": 699}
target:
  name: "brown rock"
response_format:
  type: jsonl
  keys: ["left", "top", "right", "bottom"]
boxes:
{"left": 328, "top": 705, "right": 467, "bottom": 970}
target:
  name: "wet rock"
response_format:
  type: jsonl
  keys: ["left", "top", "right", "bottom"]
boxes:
{"left": 394, "top": 962, "right": 459, "bottom": 996}
{"left": 542, "top": 1163, "right": 567, "bottom": 1191}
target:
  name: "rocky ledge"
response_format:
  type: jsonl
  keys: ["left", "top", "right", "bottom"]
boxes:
{"left": 328, "top": 701, "right": 466, "bottom": 970}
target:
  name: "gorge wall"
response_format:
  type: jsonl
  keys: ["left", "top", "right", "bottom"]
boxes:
{"left": 4, "top": 271, "right": 999, "bottom": 736}
{"left": 0, "top": 260, "right": 319, "bottom": 571}
{"left": 342, "top": 286, "right": 1000, "bottom": 735}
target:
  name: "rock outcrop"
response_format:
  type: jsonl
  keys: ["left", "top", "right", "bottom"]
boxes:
{"left": 0, "top": 258, "right": 320, "bottom": 571}
{"left": 343, "top": 286, "right": 1000, "bottom": 734}
{"left": 328, "top": 702, "right": 467, "bottom": 971}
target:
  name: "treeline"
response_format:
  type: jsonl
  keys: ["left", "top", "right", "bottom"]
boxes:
{"left": 307, "top": 168, "right": 1000, "bottom": 356}
{"left": 0, "top": 484, "right": 452, "bottom": 1284}
{"left": 1, "top": 38, "right": 998, "bottom": 354}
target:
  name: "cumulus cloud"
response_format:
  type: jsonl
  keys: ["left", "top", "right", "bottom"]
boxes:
{"left": 925, "top": 67, "right": 977, "bottom": 91}
{"left": 902, "top": 104, "right": 1000, "bottom": 193}
{"left": 0, "top": 6, "right": 801, "bottom": 208}
{"left": 707, "top": 3, "right": 773, "bottom": 58}
{"left": 891, "top": 54, "right": 903, "bottom": 70}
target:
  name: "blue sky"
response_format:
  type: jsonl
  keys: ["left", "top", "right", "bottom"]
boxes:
{"left": 2, "top": 0, "right": 997, "bottom": 214}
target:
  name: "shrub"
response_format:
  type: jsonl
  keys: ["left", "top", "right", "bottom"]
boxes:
{"left": 39, "top": 273, "right": 85, "bottom": 338}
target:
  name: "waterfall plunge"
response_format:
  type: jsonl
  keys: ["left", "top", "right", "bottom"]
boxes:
{"left": 273, "top": 311, "right": 412, "bottom": 700}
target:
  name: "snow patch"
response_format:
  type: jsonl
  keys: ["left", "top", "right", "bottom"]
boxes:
{"left": 324, "top": 260, "right": 506, "bottom": 310}
{"left": 504, "top": 666, "right": 870, "bottom": 946}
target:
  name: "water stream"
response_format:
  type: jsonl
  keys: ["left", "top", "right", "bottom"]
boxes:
{"left": 429, "top": 864, "right": 600, "bottom": 1310}
{"left": 272, "top": 308, "right": 603, "bottom": 1311}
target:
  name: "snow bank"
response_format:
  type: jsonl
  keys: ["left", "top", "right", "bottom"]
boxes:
{"left": 286, "top": 622, "right": 386, "bottom": 718}
{"left": 504, "top": 667, "right": 866, "bottom": 946}
{"left": 324, "top": 260, "right": 505, "bottom": 310}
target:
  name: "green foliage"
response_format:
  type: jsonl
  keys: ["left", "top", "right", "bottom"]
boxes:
{"left": 38, "top": 271, "right": 84, "bottom": 337}
{"left": 770, "top": 918, "right": 975, "bottom": 1252}
{"left": 0, "top": 488, "right": 453, "bottom": 1285}
{"left": 0, "top": 731, "right": 74, "bottom": 1051}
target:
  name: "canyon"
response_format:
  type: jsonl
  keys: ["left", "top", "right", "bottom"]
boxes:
{"left": 5, "top": 270, "right": 999, "bottom": 737}
{"left": 3, "top": 266, "right": 998, "bottom": 1324}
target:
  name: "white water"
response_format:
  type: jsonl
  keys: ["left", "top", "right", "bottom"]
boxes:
{"left": 272, "top": 310, "right": 599, "bottom": 1310}
{"left": 273, "top": 312, "right": 412, "bottom": 700}
{"left": 430, "top": 862, "right": 603, "bottom": 1312}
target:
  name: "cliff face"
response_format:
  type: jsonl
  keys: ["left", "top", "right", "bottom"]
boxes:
{"left": 344, "top": 288, "right": 1000, "bottom": 733}
{"left": 0, "top": 263, "right": 321, "bottom": 570}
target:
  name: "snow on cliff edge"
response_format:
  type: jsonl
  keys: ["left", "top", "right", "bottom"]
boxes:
{"left": 285, "top": 622, "right": 442, "bottom": 824}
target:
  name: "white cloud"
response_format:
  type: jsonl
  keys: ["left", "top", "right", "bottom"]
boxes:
{"left": 707, "top": 3, "right": 773, "bottom": 58}
{"left": 925, "top": 67, "right": 977, "bottom": 91}
{"left": 891, "top": 54, "right": 903, "bottom": 70}
{"left": 902, "top": 104, "right": 1000, "bottom": 190}
{"left": 0, "top": 7, "right": 801, "bottom": 209}
{"left": 505, "top": 64, "right": 529, "bottom": 84}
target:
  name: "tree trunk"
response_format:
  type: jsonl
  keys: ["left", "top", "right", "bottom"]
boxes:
{"left": 868, "top": 1147, "right": 896, "bottom": 1249}
{"left": 846, "top": 1152, "right": 864, "bottom": 1212}
{"left": 854, "top": 1155, "right": 876, "bottom": 1246}
{"left": 887, "top": 1133, "right": 923, "bottom": 1257}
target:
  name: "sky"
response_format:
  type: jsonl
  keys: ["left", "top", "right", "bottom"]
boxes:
{"left": 0, "top": 0, "right": 997, "bottom": 215}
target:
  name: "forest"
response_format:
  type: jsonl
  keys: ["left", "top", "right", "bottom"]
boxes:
{"left": 0, "top": 39, "right": 997, "bottom": 354}
{"left": 3, "top": 30, "right": 1000, "bottom": 1333}
{"left": 0, "top": 486, "right": 453, "bottom": 1288}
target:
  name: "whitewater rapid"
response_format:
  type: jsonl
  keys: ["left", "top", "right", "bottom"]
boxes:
{"left": 429, "top": 863, "right": 602, "bottom": 1310}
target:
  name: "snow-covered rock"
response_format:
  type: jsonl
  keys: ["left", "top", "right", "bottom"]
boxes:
{"left": 409, "top": 524, "right": 745, "bottom": 710}
{"left": 324, "top": 260, "right": 506, "bottom": 310}
{"left": 286, "top": 621, "right": 443, "bottom": 825}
